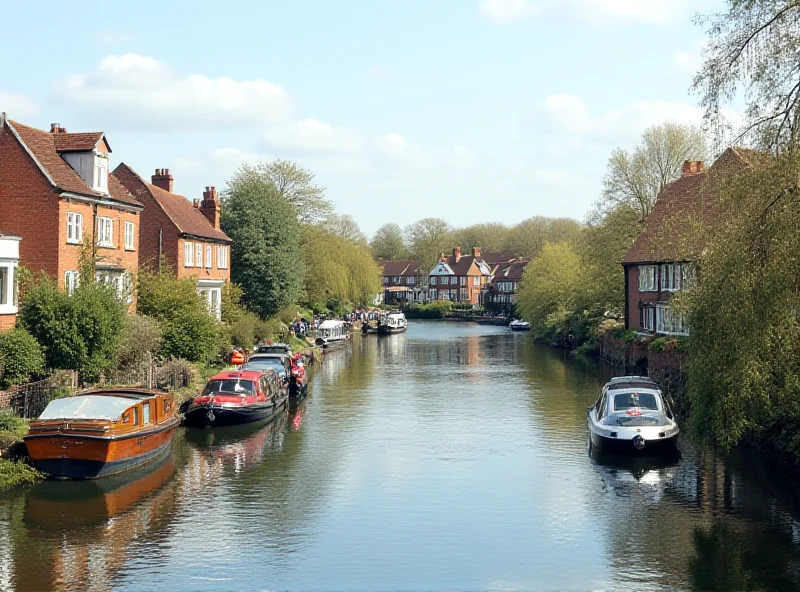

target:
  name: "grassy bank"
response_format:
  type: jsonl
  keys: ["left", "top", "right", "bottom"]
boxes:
{"left": 0, "top": 409, "right": 43, "bottom": 490}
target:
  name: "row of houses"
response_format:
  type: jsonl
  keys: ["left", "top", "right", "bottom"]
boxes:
{"left": 0, "top": 115, "right": 233, "bottom": 327}
{"left": 380, "top": 247, "right": 529, "bottom": 311}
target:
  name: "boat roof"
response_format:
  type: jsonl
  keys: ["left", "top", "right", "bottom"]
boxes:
{"left": 319, "top": 319, "right": 345, "bottom": 329}
{"left": 38, "top": 394, "right": 143, "bottom": 421}
{"left": 255, "top": 343, "right": 292, "bottom": 352}
{"left": 606, "top": 376, "right": 660, "bottom": 391}
{"left": 76, "top": 388, "right": 164, "bottom": 400}
{"left": 209, "top": 370, "right": 265, "bottom": 381}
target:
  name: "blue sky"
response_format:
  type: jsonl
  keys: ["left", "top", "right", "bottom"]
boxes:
{"left": 0, "top": 0, "right": 722, "bottom": 235}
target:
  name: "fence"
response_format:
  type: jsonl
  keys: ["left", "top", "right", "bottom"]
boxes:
{"left": 1, "top": 371, "right": 78, "bottom": 419}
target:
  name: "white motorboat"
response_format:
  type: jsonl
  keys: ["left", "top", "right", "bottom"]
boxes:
{"left": 314, "top": 319, "right": 351, "bottom": 349}
{"left": 378, "top": 311, "right": 407, "bottom": 335}
{"left": 587, "top": 376, "right": 679, "bottom": 455}
{"left": 509, "top": 319, "right": 531, "bottom": 331}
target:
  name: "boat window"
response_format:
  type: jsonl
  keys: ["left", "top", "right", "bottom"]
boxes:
{"left": 613, "top": 392, "right": 659, "bottom": 411}
{"left": 243, "top": 358, "right": 286, "bottom": 375}
{"left": 133, "top": 406, "right": 139, "bottom": 425}
{"left": 122, "top": 410, "right": 131, "bottom": 424}
{"left": 202, "top": 379, "right": 256, "bottom": 396}
{"left": 597, "top": 391, "right": 608, "bottom": 420}
{"left": 38, "top": 395, "right": 141, "bottom": 421}
{"left": 164, "top": 399, "right": 171, "bottom": 414}
{"left": 142, "top": 403, "right": 151, "bottom": 424}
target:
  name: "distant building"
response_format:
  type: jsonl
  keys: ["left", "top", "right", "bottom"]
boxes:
{"left": 622, "top": 149, "right": 757, "bottom": 335}
{"left": 113, "top": 165, "right": 233, "bottom": 320}
{"left": 428, "top": 247, "right": 493, "bottom": 305}
{"left": 381, "top": 259, "right": 426, "bottom": 304}
{"left": 484, "top": 258, "right": 528, "bottom": 314}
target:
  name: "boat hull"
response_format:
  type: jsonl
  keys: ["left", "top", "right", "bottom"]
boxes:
{"left": 184, "top": 398, "right": 286, "bottom": 428}
{"left": 589, "top": 429, "right": 678, "bottom": 456}
{"left": 377, "top": 326, "right": 406, "bottom": 335}
{"left": 510, "top": 325, "right": 531, "bottom": 332}
{"left": 25, "top": 421, "right": 178, "bottom": 480}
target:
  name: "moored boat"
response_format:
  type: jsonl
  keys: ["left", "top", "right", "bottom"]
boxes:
{"left": 587, "top": 376, "right": 679, "bottom": 455}
{"left": 314, "top": 319, "right": 351, "bottom": 349}
{"left": 24, "top": 388, "right": 180, "bottom": 480}
{"left": 509, "top": 319, "right": 531, "bottom": 331}
{"left": 377, "top": 311, "right": 408, "bottom": 335}
{"left": 183, "top": 369, "right": 287, "bottom": 428}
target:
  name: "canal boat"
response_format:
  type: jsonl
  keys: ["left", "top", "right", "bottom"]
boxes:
{"left": 24, "top": 388, "right": 180, "bottom": 480}
{"left": 314, "top": 319, "right": 351, "bottom": 349}
{"left": 587, "top": 376, "right": 679, "bottom": 455}
{"left": 377, "top": 311, "right": 408, "bottom": 335}
{"left": 254, "top": 342, "right": 293, "bottom": 356}
{"left": 509, "top": 319, "right": 531, "bottom": 331}
{"left": 183, "top": 369, "right": 288, "bottom": 428}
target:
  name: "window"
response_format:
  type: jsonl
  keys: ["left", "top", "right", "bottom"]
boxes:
{"left": 64, "top": 271, "right": 79, "bottom": 296}
{"left": 216, "top": 246, "right": 229, "bottom": 269}
{"left": 206, "top": 246, "right": 213, "bottom": 269}
{"left": 184, "top": 242, "right": 194, "bottom": 267}
{"left": 406, "top": 276, "right": 415, "bottom": 285}
{"left": 641, "top": 306, "right": 655, "bottom": 331}
{"left": 450, "top": 276, "right": 458, "bottom": 285}
{"left": 142, "top": 403, "right": 151, "bottom": 424}
{"left": 67, "top": 212, "right": 83, "bottom": 244}
{"left": 133, "top": 406, "right": 139, "bottom": 425}
{"left": 95, "top": 157, "right": 108, "bottom": 193}
{"left": 393, "top": 276, "right": 401, "bottom": 283}
{"left": 196, "top": 244, "right": 203, "bottom": 268}
{"left": 460, "top": 288, "right": 468, "bottom": 300}
{"left": 656, "top": 305, "right": 689, "bottom": 335}
{"left": 638, "top": 265, "right": 656, "bottom": 291}
{"left": 428, "top": 289, "right": 437, "bottom": 300}
{"left": 459, "top": 277, "right": 466, "bottom": 286}
{"left": 614, "top": 392, "right": 659, "bottom": 412}
{"left": 660, "top": 263, "right": 682, "bottom": 292}
{"left": 383, "top": 276, "right": 389, "bottom": 284}
{"left": 473, "top": 276, "right": 480, "bottom": 286}
{"left": 124, "top": 221, "right": 135, "bottom": 250}
{"left": 97, "top": 217, "right": 113, "bottom": 247}
{"left": 682, "top": 263, "right": 696, "bottom": 289}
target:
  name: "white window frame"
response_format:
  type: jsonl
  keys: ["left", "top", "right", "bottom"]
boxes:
{"left": 124, "top": 221, "right": 135, "bottom": 251}
{"left": 638, "top": 265, "right": 656, "bottom": 292}
{"left": 428, "top": 289, "right": 437, "bottom": 300}
{"left": 473, "top": 276, "right": 480, "bottom": 286}
{"left": 64, "top": 271, "right": 79, "bottom": 296}
{"left": 196, "top": 244, "right": 203, "bottom": 268}
{"left": 641, "top": 307, "right": 655, "bottom": 331}
{"left": 95, "top": 156, "right": 108, "bottom": 193}
{"left": 660, "top": 263, "right": 681, "bottom": 292}
{"left": 184, "top": 242, "right": 194, "bottom": 267}
{"left": 383, "top": 276, "right": 389, "bottom": 284}
{"left": 216, "top": 246, "right": 228, "bottom": 269}
{"left": 96, "top": 217, "right": 114, "bottom": 247}
{"left": 655, "top": 304, "right": 689, "bottom": 336}
{"left": 66, "top": 212, "right": 83, "bottom": 245}
{"left": 450, "top": 276, "right": 458, "bottom": 285}
{"left": 206, "top": 245, "right": 213, "bottom": 269}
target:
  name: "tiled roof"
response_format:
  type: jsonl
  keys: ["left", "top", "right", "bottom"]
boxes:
{"left": 622, "top": 148, "right": 753, "bottom": 265}
{"left": 481, "top": 251, "right": 519, "bottom": 265}
{"left": 8, "top": 120, "right": 140, "bottom": 208}
{"left": 53, "top": 132, "right": 106, "bottom": 153}
{"left": 442, "top": 255, "right": 491, "bottom": 276}
{"left": 382, "top": 260, "right": 422, "bottom": 276}
{"left": 490, "top": 260, "right": 528, "bottom": 282}
{"left": 113, "top": 163, "right": 232, "bottom": 243}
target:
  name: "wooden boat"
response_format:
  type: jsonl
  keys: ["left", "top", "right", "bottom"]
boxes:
{"left": 314, "top": 319, "right": 351, "bottom": 349}
{"left": 183, "top": 369, "right": 288, "bottom": 428}
{"left": 24, "top": 388, "right": 179, "bottom": 480}
{"left": 377, "top": 311, "right": 408, "bottom": 335}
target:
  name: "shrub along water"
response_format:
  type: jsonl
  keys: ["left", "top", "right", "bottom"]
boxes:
{"left": 0, "top": 327, "right": 45, "bottom": 389}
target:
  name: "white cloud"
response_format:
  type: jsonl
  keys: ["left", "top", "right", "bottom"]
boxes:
{"left": 479, "top": 0, "right": 713, "bottom": 25}
{"left": 0, "top": 92, "right": 39, "bottom": 119}
{"left": 52, "top": 54, "right": 293, "bottom": 131}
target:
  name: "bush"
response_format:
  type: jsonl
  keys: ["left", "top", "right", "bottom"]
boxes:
{"left": 403, "top": 301, "right": 453, "bottom": 319}
{"left": 137, "top": 270, "right": 219, "bottom": 363}
{"left": 649, "top": 336, "right": 689, "bottom": 353}
{"left": 0, "top": 459, "right": 42, "bottom": 490}
{"left": 0, "top": 408, "right": 28, "bottom": 439}
{"left": 118, "top": 315, "right": 163, "bottom": 370}
{"left": 156, "top": 358, "right": 198, "bottom": 390}
{"left": 0, "top": 328, "right": 45, "bottom": 389}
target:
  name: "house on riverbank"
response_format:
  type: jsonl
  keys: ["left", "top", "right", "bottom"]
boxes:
{"left": 112, "top": 165, "right": 232, "bottom": 319}
{"left": 381, "top": 259, "right": 426, "bottom": 305}
{"left": 428, "top": 247, "right": 493, "bottom": 305}
{"left": 484, "top": 258, "right": 528, "bottom": 314}
{"left": 622, "top": 149, "right": 756, "bottom": 335}
{"left": 0, "top": 116, "right": 143, "bottom": 308}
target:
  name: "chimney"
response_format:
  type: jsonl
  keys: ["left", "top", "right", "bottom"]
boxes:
{"left": 681, "top": 160, "right": 706, "bottom": 177}
{"left": 200, "top": 186, "right": 221, "bottom": 229}
{"left": 192, "top": 199, "right": 200, "bottom": 208}
{"left": 453, "top": 246, "right": 461, "bottom": 263}
{"left": 152, "top": 168, "right": 174, "bottom": 192}
{"left": 49, "top": 123, "right": 67, "bottom": 134}
{"left": 472, "top": 247, "right": 481, "bottom": 258}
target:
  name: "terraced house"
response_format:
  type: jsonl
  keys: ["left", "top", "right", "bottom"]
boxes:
{"left": 113, "top": 166, "right": 232, "bottom": 319}
{"left": 428, "top": 247, "right": 493, "bottom": 305}
{"left": 0, "top": 116, "right": 143, "bottom": 307}
{"left": 484, "top": 258, "right": 528, "bottom": 314}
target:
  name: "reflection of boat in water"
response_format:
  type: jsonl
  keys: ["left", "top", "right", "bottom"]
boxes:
{"left": 590, "top": 443, "right": 679, "bottom": 499}
{"left": 24, "top": 446, "right": 175, "bottom": 530}
{"left": 289, "top": 398, "right": 307, "bottom": 431}
{"left": 184, "top": 413, "right": 286, "bottom": 473}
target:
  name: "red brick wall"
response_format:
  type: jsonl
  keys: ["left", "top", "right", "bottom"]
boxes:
{"left": 0, "top": 126, "right": 61, "bottom": 278}
{"left": 625, "top": 264, "right": 675, "bottom": 331}
{"left": 177, "top": 238, "right": 231, "bottom": 283}
{"left": 0, "top": 315, "right": 16, "bottom": 331}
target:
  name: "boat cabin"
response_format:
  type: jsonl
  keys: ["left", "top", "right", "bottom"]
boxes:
{"left": 315, "top": 319, "right": 349, "bottom": 347}
{"left": 254, "top": 342, "right": 293, "bottom": 356}
{"left": 383, "top": 312, "right": 407, "bottom": 329}
{"left": 594, "top": 377, "right": 674, "bottom": 427}
{"left": 200, "top": 369, "right": 281, "bottom": 401}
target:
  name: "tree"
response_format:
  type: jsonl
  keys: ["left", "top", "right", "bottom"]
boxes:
{"left": 0, "top": 328, "right": 45, "bottom": 389}
{"left": 503, "top": 216, "right": 582, "bottom": 260}
{"left": 223, "top": 166, "right": 304, "bottom": 317}
{"left": 602, "top": 123, "right": 707, "bottom": 221}
{"left": 370, "top": 223, "right": 408, "bottom": 261}
{"left": 451, "top": 223, "right": 510, "bottom": 253}
{"left": 405, "top": 218, "right": 453, "bottom": 272}
{"left": 694, "top": 1, "right": 800, "bottom": 150}
{"left": 227, "top": 160, "right": 332, "bottom": 224}
{"left": 326, "top": 214, "right": 368, "bottom": 245}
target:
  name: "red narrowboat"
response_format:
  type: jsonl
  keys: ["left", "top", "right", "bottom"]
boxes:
{"left": 24, "top": 388, "right": 179, "bottom": 480}
{"left": 183, "top": 369, "right": 287, "bottom": 428}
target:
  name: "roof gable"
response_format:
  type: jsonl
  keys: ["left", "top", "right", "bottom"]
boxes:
{"left": 53, "top": 132, "right": 108, "bottom": 153}
{"left": 382, "top": 259, "right": 422, "bottom": 276}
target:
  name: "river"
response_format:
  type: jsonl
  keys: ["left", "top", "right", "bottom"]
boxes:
{"left": 2, "top": 322, "right": 800, "bottom": 591}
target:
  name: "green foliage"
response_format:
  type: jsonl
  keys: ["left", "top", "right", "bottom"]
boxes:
{"left": 451, "top": 223, "right": 510, "bottom": 253}
{"left": 0, "top": 328, "right": 45, "bottom": 389}
{"left": 326, "top": 214, "right": 368, "bottom": 245}
{"left": 0, "top": 459, "right": 42, "bottom": 490}
{"left": 0, "top": 409, "right": 28, "bottom": 439}
{"left": 403, "top": 301, "right": 453, "bottom": 319}
{"left": 137, "top": 269, "right": 219, "bottom": 363}
{"left": 649, "top": 336, "right": 689, "bottom": 353}
{"left": 370, "top": 223, "right": 408, "bottom": 261}
{"left": 611, "top": 327, "right": 638, "bottom": 343}
{"left": 502, "top": 217, "right": 582, "bottom": 261}
{"left": 20, "top": 274, "right": 126, "bottom": 382}
{"left": 405, "top": 218, "right": 453, "bottom": 273}
{"left": 222, "top": 164, "right": 304, "bottom": 317}
{"left": 117, "top": 315, "right": 162, "bottom": 370}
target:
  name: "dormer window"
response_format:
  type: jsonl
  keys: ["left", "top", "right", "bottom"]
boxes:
{"left": 95, "top": 154, "right": 108, "bottom": 193}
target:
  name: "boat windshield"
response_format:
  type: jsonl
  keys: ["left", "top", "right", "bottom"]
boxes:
{"left": 243, "top": 358, "right": 285, "bottom": 374}
{"left": 613, "top": 392, "right": 659, "bottom": 412}
{"left": 256, "top": 346, "right": 290, "bottom": 355}
{"left": 202, "top": 379, "right": 256, "bottom": 396}
{"left": 38, "top": 395, "right": 136, "bottom": 420}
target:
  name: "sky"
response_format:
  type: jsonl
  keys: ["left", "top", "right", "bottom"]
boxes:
{"left": 0, "top": 0, "right": 723, "bottom": 236}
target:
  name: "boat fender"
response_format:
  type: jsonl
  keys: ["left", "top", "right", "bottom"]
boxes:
{"left": 207, "top": 410, "right": 215, "bottom": 423}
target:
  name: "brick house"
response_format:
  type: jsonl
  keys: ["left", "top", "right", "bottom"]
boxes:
{"left": 0, "top": 116, "right": 143, "bottom": 306}
{"left": 112, "top": 165, "right": 232, "bottom": 319}
{"left": 381, "top": 260, "right": 426, "bottom": 304}
{"left": 622, "top": 149, "right": 755, "bottom": 335}
{"left": 428, "top": 247, "right": 493, "bottom": 305}
{"left": 484, "top": 258, "right": 528, "bottom": 314}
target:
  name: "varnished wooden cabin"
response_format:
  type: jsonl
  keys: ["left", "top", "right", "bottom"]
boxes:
{"left": 24, "top": 388, "right": 179, "bottom": 480}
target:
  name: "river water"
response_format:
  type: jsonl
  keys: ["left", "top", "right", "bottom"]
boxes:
{"left": 2, "top": 322, "right": 800, "bottom": 591}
